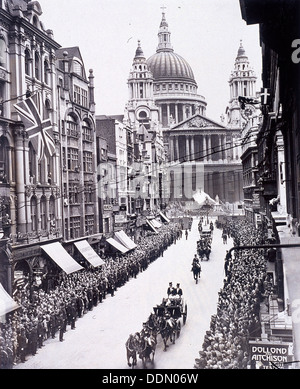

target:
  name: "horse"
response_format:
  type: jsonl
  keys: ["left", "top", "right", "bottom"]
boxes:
{"left": 191, "top": 262, "right": 201, "bottom": 283}
{"left": 125, "top": 333, "right": 139, "bottom": 368}
{"left": 137, "top": 333, "right": 157, "bottom": 368}
{"left": 157, "top": 316, "right": 177, "bottom": 351}
{"left": 146, "top": 313, "right": 159, "bottom": 337}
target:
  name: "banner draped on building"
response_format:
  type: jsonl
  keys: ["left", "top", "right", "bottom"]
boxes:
{"left": 14, "top": 92, "right": 55, "bottom": 160}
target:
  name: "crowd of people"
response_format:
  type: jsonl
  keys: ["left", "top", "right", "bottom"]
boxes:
{"left": 0, "top": 221, "right": 182, "bottom": 369}
{"left": 194, "top": 218, "right": 272, "bottom": 369}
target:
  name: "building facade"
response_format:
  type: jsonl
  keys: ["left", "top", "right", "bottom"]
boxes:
{"left": 141, "top": 13, "right": 244, "bottom": 212}
{"left": 56, "top": 47, "right": 99, "bottom": 258}
{"left": 0, "top": 1, "right": 99, "bottom": 297}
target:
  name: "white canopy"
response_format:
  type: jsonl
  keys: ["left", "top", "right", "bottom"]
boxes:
{"left": 74, "top": 240, "right": 105, "bottom": 267}
{"left": 0, "top": 283, "right": 20, "bottom": 316}
{"left": 159, "top": 212, "right": 170, "bottom": 223}
{"left": 41, "top": 242, "right": 83, "bottom": 274}
{"left": 114, "top": 230, "right": 137, "bottom": 250}
{"left": 193, "top": 189, "right": 217, "bottom": 206}
{"left": 146, "top": 220, "right": 158, "bottom": 234}
{"left": 151, "top": 219, "right": 162, "bottom": 229}
{"left": 106, "top": 238, "right": 130, "bottom": 254}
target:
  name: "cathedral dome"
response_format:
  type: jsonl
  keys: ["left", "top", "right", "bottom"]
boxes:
{"left": 147, "top": 51, "right": 196, "bottom": 84}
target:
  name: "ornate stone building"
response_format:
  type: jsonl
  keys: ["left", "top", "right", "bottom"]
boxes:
{"left": 0, "top": 0, "right": 61, "bottom": 294}
{"left": 0, "top": 1, "right": 99, "bottom": 297}
{"left": 140, "top": 12, "right": 244, "bottom": 210}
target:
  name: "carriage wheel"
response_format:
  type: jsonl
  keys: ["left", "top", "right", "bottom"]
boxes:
{"left": 183, "top": 305, "right": 187, "bottom": 325}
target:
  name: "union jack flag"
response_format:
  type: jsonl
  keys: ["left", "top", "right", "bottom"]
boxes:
{"left": 14, "top": 92, "right": 55, "bottom": 160}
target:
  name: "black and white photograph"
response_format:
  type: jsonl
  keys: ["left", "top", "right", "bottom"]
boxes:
{"left": 0, "top": 0, "right": 300, "bottom": 374}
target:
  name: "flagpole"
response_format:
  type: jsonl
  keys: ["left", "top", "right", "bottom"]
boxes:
{"left": 0, "top": 90, "right": 31, "bottom": 105}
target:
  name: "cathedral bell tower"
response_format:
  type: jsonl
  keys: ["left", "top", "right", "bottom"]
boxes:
{"left": 226, "top": 41, "right": 257, "bottom": 129}
{"left": 126, "top": 40, "right": 159, "bottom": 133}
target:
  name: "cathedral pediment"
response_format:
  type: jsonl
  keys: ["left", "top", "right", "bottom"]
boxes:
{"left": 170, "top": 114, "right": 227, "bottom": 131}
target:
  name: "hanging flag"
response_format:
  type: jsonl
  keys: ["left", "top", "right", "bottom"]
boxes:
{"left": 14, "top": 92, "right": 55, "bottom": 160}
{"left": 260, "top": 88, "right": 271, "bottom": 105}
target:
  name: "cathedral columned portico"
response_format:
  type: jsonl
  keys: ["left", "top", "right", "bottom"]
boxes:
{"left": 164, "top": 114, "right": 242, "bottom": 204}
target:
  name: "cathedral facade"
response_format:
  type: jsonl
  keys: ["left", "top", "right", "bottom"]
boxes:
{"left": 125, "top": 12, "right": 245, "bottom": 212}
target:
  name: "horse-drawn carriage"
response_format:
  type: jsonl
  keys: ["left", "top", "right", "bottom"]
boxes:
{"left": 197, "top": 225, "right": 212, "bottom": 261}
{"left": 152, "top": 296, "right": 187, "bottom": 350}
{"left": 125, "top": 296, "right": 187, "bottom": 368}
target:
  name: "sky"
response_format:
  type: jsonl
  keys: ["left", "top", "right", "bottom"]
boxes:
{"left": 40, "top": 0, "right": 262, "bottom": 122}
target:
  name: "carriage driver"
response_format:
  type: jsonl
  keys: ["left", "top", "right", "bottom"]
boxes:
{"left": 167, "top": 282, "right": 175, "bottom": 297}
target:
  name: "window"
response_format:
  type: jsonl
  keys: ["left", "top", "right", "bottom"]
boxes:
{"left": 66, "top": 115, "right": 78, "bottom": 137}
{"left": 82, "top": 120, "right": 93, "bottom": 142}
{"left": 84, "top": 185, "right": 93, "bottom": 203}
{"left": 85, "top": 215, "right": 94, "bottom": 235}
{"left": 28, "top": 143, "right": 36, "bottom": 183}
{"left": 73, "top": 61, "right": 83, "bottom": 77}
{"left": 83, "top": 151, "right": 93, "bottom": 172}
{"left": 69, "top": 183, "right": 80, "bottom": 204}
{"left": 35, "top": 52, "right": 40, "bottom": 80}
{"left": 40, "top": 196, "right": 47, "bottom": 230}
{"left": 74, "top": 85, "right": 81, "bottom": 104}
{"left": 70, "top": 216, "right": 81, "bottom": 239}
{"left": 44, "top": 60, "right": 50, "bottom": 85}
{"left": 0, "top": 38, "right": 6, "bottom": 67}
{"left": 25, "top": 49, "right": 31, "bottom": 76}
{"left": 49, "top": 196, "right": 55, "bottom": 222}
{"left": 67, "top": 147, "right": 79, "bottom": 170}
{"left": 30, "top": 196, "right": 38, "bottom": 231}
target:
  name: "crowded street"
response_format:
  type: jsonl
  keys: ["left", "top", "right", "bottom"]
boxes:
{"left": 1, "top": 0, "right": 300, "bottom": 373}
{"left": 13, "top": 217, "right": 232, "bottom": 369}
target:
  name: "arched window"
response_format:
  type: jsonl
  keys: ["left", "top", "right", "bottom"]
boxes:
{"left": 49, "top": 196, "right": 56, "bottom": 222}
{"left": 66, "top": 114, "right": 78, "bottom": 138}
{"left": 28, "top": 142, "right": 37, "bottom": 183}
{"left": 0, "top": 38, "right": 6, "bottom": 67}
{"left": 82, "top": 119, "right": 93, "bottom": 142}
{"left": 35, "top": 52, "right": 40, "bottom": 80}
{"left": 30, "top": 196, "right": 38, "bottom": 231}
{"left": 40, "top": 196, "right": 47, "bottom": 230}
{"left": 25, "top": 49, "right": 31, "bottom": 76}
{"left": 73, "top": 60, "right": 83, "bottom": 77}
{"left": 44, "top": 60, "right": 50, "bottom": 85}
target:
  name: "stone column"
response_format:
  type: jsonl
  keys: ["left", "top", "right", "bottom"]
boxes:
{"left": 175, "top": 136, "right": 180, "bottom": 161}
{"left": 170, "top": 136, "right": 175, "bottom": 161}
{"left": 203, "top": 135, "right": 207, "bottom": 162}
{"left": 14, "top": 127, "right": 27, "bottom": 233}
{"left": 175, "top": 104, "right": 179, "bottom": 123}
{"left": 186, "top": 136, "right": 190, "bottom": 161}
{"left": 218, "top": 135, "right": 223, "bottom": 162}
{"left": 190, "top": 135, "right": 195, "bottom": 161}
{"left": 207, "top": 135, "right": 211, "bottom": 162}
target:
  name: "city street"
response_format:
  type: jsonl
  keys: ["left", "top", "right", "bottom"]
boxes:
{"left": 14, "top": 217, "right": 233, "bottom": 370}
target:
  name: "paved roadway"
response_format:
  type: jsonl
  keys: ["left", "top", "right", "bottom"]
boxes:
{"left": 14, "top": 217, "right": 233, "bottom": 370}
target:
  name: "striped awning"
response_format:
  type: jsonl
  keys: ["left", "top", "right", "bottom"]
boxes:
{"left": 41, "top": 242, "right": 83, "bottom": 274}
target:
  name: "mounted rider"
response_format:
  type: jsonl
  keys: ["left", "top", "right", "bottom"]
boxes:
{"left": 192, "top": 254, "right": 201, "bottom": 270}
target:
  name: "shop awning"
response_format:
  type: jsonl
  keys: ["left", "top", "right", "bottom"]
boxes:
{"left": 150, "top": 219, "right": 162, "bottom": 229}
{"left": 41, "top": 242, "right": 83, "bottom": 274}
{"left": 159, "top": 211, "right": 170, "bottom": 223}
{"left": 106, "top": 238, "right": 130, "bottom": 254}
{"left": 0, "top": 283, "right": 20, "bottom": 316}
{"left": 74, "top": 240, "right": 105, "bottom": 267}
{"left": 146, "top": 220, "right": 158, "bottom": 234}
{"left": 114, "top": 230, "right": 137, "bottom": 250}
